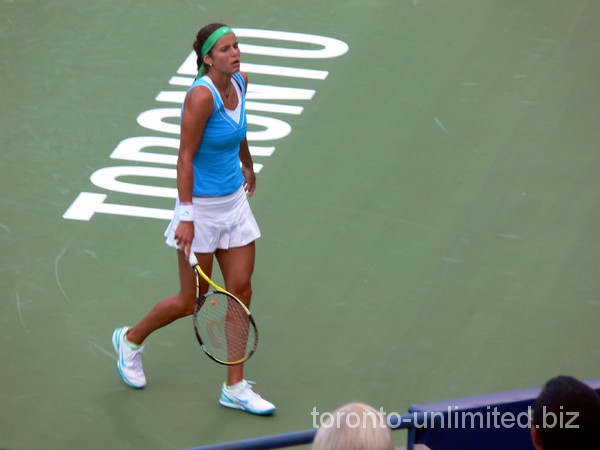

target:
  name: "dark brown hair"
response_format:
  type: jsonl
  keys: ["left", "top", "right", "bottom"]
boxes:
{"left": 533, "top": 376, "right": 600, "bottom": 449}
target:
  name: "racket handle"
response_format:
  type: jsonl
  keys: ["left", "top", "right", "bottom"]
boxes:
{"left": 188, "top": 251, "right": 198, "bottom": 267}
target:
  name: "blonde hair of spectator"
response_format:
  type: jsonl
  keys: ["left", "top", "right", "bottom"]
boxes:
{"left": 312, "top": 402, "right": 395, "bottom": 450}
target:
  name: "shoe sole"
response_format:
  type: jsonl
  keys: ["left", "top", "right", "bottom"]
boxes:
{"left": 112, "top": 327, "right": 145, "bottom": 389}
{"left": 219, "top": 397, "right": 275, "bottom": 416}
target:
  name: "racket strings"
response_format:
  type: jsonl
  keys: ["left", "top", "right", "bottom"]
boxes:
{"left": 195, "top": 291, "right": 257, "bottom": 363}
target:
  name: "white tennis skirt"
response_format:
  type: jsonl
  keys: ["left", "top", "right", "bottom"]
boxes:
{"left": 164, "top": 186, "right": 261, "bottom": 253}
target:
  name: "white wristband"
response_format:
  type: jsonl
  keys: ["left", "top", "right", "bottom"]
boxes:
{"left": 178, "top": 204, "right": 194, "bottom": 222}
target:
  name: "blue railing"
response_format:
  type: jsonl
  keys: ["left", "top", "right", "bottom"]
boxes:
{"left": 182, "top": 429, "right": 316, "bottom": 450}
{"left": 183, "top": 414, "right": 417, "bottom": 450}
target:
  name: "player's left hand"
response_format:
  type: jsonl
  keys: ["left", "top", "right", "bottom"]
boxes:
{"left": 242, "top": 164, "right": 256, "bottom": 197}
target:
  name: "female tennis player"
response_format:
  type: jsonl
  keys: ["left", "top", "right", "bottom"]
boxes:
{"left": 112, "top": 23, "right": 275, "bottom": 415}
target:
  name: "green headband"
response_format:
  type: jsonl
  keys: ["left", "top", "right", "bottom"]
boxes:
{"left": 197, "top": 26, "right": 234, "bottom": 77}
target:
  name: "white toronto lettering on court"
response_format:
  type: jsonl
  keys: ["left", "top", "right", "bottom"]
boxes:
{"left": 63, "top": 29, "right": 349, "bottom": 221}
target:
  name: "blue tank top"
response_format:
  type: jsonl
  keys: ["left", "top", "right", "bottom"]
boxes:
{"left": 186, "top": 72, "right": 248, "bottom": 196}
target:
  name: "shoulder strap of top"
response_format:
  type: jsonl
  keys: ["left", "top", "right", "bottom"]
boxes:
{"left": 232, "top": 72, "right": 246, "bottom": 94}
{"left": 192, "top": 77, "right": 216, "bottom": 93}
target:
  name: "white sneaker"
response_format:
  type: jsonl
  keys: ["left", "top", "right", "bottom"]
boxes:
{"left": 219, "top": 380, "right": 276, "bottom": 415}
{"left": 112, "top": 326, "right": 146, "bottom": 389}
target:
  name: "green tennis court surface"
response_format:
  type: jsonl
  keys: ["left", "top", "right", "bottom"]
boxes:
{"left": 2, "top": 1, "right": 599, "bottom": 448}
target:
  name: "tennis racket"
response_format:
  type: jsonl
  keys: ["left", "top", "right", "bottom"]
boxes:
{"left": 188, "top": 252, "right": 258, "bottom": 365}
